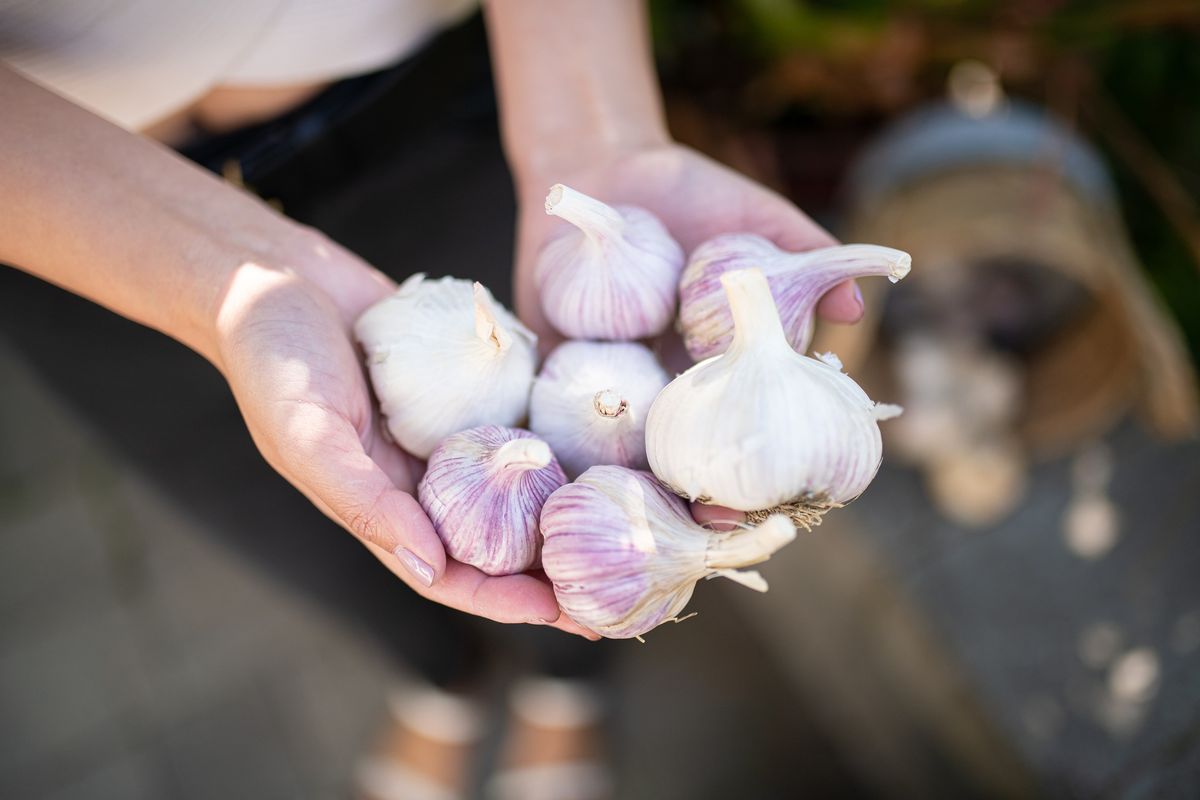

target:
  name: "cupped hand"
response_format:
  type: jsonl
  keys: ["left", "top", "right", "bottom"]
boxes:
{"left": 513, "top": 142, "right": 864, "bottom": 350}
{"left": 210, "top": 229, "right": 595, "bottom": 638}
{"left": 514, "top": 142, "right": 865, "bottom": 525}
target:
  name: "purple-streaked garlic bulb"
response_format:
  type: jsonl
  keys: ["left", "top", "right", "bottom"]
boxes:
{"left": 647, "top": 268, "right": 903, "bottom": 529}
{"left": 418, "top": 426, "right": 567, "bottom": 576}
{"left": 529, "top": 341, "right": 670, "bottom": 478}
{"left": 540, "top": 466, "right": 796, "bottom": 640}
{"left": 535, "top": 184, "right": 684, "bottom": 340}
{"left": 679, "top": 233, "right": 911, "bottom": 361}
{"left": 355, "top": 274, "right": 537, "bottom": 459}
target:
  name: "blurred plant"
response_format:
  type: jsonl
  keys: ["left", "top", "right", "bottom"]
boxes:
{"left": 649, "top": 0, "right": 1200, "bottom": 360}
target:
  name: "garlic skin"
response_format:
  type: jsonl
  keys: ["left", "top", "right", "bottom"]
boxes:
{"left": 540, "top": 466, "right": 796, "bottom": 639}
{"left": 679, "top": 234, "right": 911, "bottom": 360}
{"left": 418, "top": 426, "right": 567, "bottom": 576}
{"left": 647, "top": 268, "right": 902, "bottom": 518}
{"left": 536, "top": 184, "right": 684, "bottom": 340}
{"left": 355, "top": 274, "right": 537, "bottom": 459}
{"left": 529, "top": 341, "right": 670, "bottom": 478}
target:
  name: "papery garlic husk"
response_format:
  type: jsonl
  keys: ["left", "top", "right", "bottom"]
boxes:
{"left": 529, "top": 341, "right": 670, "bottom": 478}
{"left": 418, "top": 426, "right": 567, "bottom": 576}
{"left": 679, "top": 233, "right": 911, "bottom": 361}
{"left": 647, "top": 268, "right": 902, "bottom": 526}
{"left": 540, "top": 465, "right": 796, "bottom": 640}
{"left": 355, "top": 274, "right": 537, "bottom": 459}
{"left": 536, "top": 184, "right": 684, "bottom": 340}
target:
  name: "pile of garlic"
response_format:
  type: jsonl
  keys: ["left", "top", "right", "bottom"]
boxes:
{"left": 354, "top": 184, "right": 910, "bottom": 639}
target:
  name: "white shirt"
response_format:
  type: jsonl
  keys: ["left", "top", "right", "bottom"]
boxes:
{"left": 0, "top": 0, "right": 476, "bottom": 130}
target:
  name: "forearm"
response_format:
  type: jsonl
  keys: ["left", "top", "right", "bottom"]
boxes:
{"left": 0, "top": 66, "right": 306, "bottom": 365}
{"left": 484, "top": 0, "right": 669, "bottom": 189}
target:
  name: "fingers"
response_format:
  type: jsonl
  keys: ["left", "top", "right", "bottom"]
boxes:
{"left": 815, "top": 279, "right": 865, "bottom": 324}
{"left": 279, "top": 403, "right": 447, "bottom": 586}
{"left": 443, "top": 565, "right": 599, "bottom": 639}
{"left": 547, "top": 613, "right": 601, "bottom": 640}
{"left": 436, "top": 563, "right": 596, "bottom": 639}
{"left": 365, "top": 422, "right": 424, "bottom": 490}
{"left": 438, "top": 561, "right": 561, "bottom": 624}
{"left": 365, "top": 543, "right": 600, "bottom": 639}
{"left": 691, "top": 501, "right": 746, "bottom": 532}
{"left": 749, "top": 196, "right": 865, "bottom": 325}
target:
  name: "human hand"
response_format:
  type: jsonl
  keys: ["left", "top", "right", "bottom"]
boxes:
{"left": 211, "top": 230, "right": 596, "bottom": 638}
{"left": 513, "top": 142, "right": 865, "bottom": 352}
{"left": 514, "top": 143, "right": 867, "bottom": 526}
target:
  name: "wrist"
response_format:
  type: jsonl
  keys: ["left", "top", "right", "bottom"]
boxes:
{"left": 508, "top": 118, "right": 671, "bottom": 193}
{"left": 486, "top": 0, "right": 671, "bottom": 191}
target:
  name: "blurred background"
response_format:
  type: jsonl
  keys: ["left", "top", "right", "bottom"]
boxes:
{"left": 2, "top": 2, "right": 1199, "bottom": 798}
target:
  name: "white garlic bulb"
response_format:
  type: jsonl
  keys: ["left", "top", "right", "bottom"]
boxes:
{"left": 355, "top": 274, "right": 536, "bottom": 459}
{"left": 418, "top": 426, "right": 567, "bottom": 576}
{"left": 647, "top": 268, "right": 902, "bottom": 524}
{"left": 679, "top": 233, "right": 911, "bottom": 361}
{"left": 528, "top": 341, "right": 670, "bottom": 478}
{"left": 540, "top": 465, "right": 796, "bottom": 640}
{"left": 536, "top": 184, "right": 684, "bottom": 340}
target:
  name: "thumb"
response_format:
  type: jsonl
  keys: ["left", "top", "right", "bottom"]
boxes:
{"left": 278, "top": 404, "right": 447, "bottom": 587}
{"left": 691, "top": 501, "right": 746, "bottom": 532}
{"left": 759, "top": 199, "right": 864, "bottom": 325}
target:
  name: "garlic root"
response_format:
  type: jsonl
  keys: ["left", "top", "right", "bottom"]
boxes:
{"left": 744, "top": 496, "right": 844, "bottom": 532}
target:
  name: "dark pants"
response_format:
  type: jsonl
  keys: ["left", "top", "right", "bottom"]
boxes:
{"left": 0, "top": 15, "right": 604, "bottom": 687}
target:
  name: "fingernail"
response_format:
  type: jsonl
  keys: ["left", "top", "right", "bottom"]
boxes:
{"left": 852, "top": 283, "right": 864, "bottom": 313}
{"left": 394, "top": 547, "right": 434, "bottom": 587}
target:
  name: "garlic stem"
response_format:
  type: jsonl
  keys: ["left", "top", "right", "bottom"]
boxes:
{"left": 721, "top": 269, "right": 791, "bottom": 353}
{"left": 808, "top": 243, "right": 912, "bottom": 284}
{"left": 592, "top": 389, "right": 629, "bottom": 419}
{"left": 493, "top": 438, "right": 553, "bottom": 472}
{"left": 545, "top": 184, "right": 625, "bottom": 241}
{"left": 473, "top": 282, "right": 512, "bottom": 354}
{"left": 778, "top": 244, "right": 911, "bottom": 307}
{"left": 705, "top": 514, "right": 797, "bottom": 570}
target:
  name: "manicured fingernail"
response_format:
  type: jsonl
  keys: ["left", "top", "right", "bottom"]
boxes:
{"left": 852, "top": 283, "right": 864, "bottom": 313}
{"left": 394, "top": 547, "right": 434, "bottom": 587}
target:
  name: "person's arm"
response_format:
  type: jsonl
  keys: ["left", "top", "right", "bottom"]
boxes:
{"left": 1, "top": 67, "right": 292, "bottom": 362}
{"left": 485, "top": 0, "right": 863, "bottom": 344}
{"left": 0, "top": 65, "right": 592, "bottom": 637}
{"left": 486, "top": 1, "right": 669, "bottom": 189}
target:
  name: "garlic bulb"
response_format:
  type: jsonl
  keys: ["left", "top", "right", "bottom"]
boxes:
{"left": 647, "top": 268, "right": 902, "bottom": 525}
{"left": 418, "top": 426, "right": 567, "bottom": 576}
{"left": 355, "top": 274, "right": 537, "bottom": 459}
{"left": 540, "top": 466, "right": 796, "bottom": 640}
{"left": 679, "top": 233, "right": 911, "bottom": 360}
{"left": 529, "top": 341, "right": 670, "bottom": 478}
{"left": 536, "top": 184, "right": 684, "bottom": 340}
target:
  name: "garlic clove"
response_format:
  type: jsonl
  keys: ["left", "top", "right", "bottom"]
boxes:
{"left": 679, "top": 233, "right": 911, "bottom": 360}
{"left": 536, "top": 184, "right": 684, "bottom": 340}
{"left": 418, "top": 426, "right": 567, "bottom": 576}
{"left": 529, "top": 341, "right": 670, "bottom": 478}
{"left": 355, "top": 274, "right": 537, "bottom": 459}
{"left": 647, "top": 268, "right": 903, "bottom": 527}
{"left": 540, "top": 465, "right": 796, "bottom": 640}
